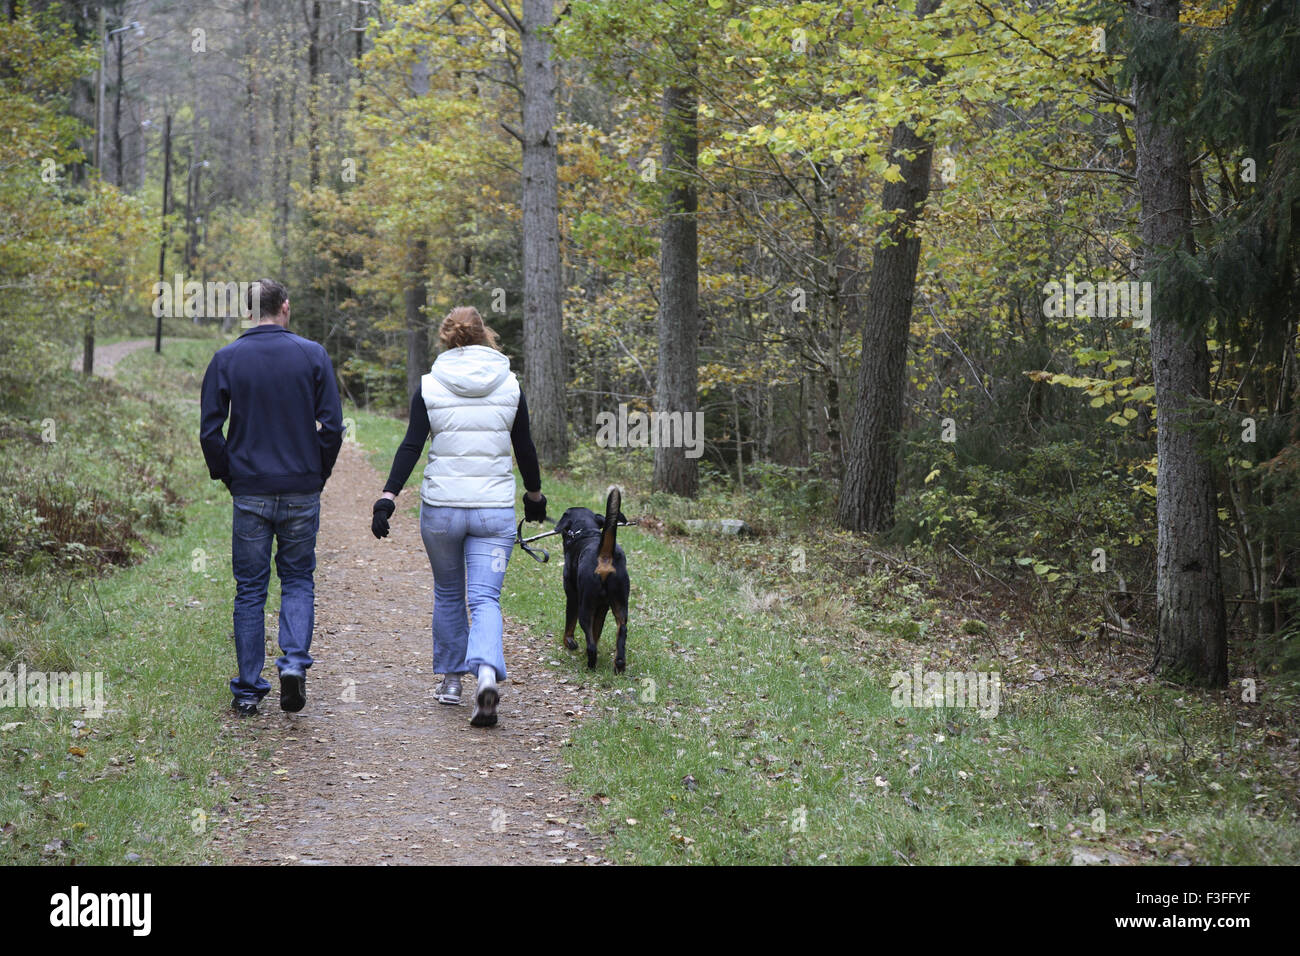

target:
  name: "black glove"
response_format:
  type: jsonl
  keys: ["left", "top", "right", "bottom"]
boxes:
{"left": 372, "top": 498, "right": 396, "bottom": 538}
{"left": 523, "top": 492, "right": 547, "bottom": 523}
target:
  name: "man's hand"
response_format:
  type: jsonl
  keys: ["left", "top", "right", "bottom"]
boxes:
{"left": 523, "top": 491, "right": 547, "bottom": 523}
{"left": 372, "top": 498, "right": 396, "bottom": 538}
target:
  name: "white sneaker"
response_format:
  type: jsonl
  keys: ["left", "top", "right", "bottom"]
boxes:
{"left": 471, "top": 665, "right": 498, "bottom": 727}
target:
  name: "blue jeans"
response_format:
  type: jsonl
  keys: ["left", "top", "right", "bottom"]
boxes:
{"left": 230, "top": 493, "right": 320, "bottom": 703}
{"left": 419, "top": 505, "right": 514, "bottom": 681}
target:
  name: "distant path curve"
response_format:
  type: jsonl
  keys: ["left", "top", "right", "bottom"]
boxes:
{"left": 74, "top": 338, "right": 172, "bottom": 377}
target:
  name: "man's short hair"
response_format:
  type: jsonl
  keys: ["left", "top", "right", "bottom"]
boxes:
{"left": 248, "top": 278, "right": 288, "bottom": 319}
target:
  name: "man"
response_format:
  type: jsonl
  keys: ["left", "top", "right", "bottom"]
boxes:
{"left": 200, "top": 279, "right": 343, "bottom": 716}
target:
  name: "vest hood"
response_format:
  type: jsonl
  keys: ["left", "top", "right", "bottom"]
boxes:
{"left": 432, "top": 346, "right": 512, "bottom": 398}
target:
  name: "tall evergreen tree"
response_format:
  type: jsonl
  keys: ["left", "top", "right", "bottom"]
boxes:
{"left": 1186, "top": 0, "right": 1300, "bottom": 666}
{"left": 1129, "top": 0, "right": 1227, "bottom": 686}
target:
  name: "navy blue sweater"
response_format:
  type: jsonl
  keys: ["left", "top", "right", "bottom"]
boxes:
{"left": 200, "top": 324, "right": 344, "bottom": 496}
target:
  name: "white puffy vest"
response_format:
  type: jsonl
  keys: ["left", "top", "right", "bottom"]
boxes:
{"left": 418, "top": 345, "right": 521, "bottom": 508}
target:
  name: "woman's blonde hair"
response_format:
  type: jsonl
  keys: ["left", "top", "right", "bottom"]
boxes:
{"left": 438, "top": 306, "right": 501, "bottom": 351}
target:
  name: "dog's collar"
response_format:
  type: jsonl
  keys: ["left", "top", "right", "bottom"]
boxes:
{"left": 562, "top": 528, "right": 603, "bottom": 542}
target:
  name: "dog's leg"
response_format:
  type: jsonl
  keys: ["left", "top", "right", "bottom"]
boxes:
{"left": 592, "top": 605, "right": 609, "bottom": 659}
{"left": 562, "top": 587, "right": 578, "bottom": 651}
{"left": 612, "top": 599, "right": 628, "bottom": 674}
{"left": 579, "top": 602, "right": 598, "bottom": 669}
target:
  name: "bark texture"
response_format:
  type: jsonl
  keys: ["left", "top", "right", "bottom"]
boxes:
{"left": 1135, "top": 0, "right": 1228, "bottom": 686}
{"left": 838, "top": 0, "right": 942, "bottom": 531}
{"left": 653, "top": 67, "right": 701, "bottom": 498}
{"left": 521, "top": 0, "right": 568, "bottom": 465}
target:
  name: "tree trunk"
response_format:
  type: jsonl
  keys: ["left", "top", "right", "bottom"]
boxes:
{"left": 401, "top": 52, "right": 433, "bottom": 402}
{"left": 353, "top": 0, "right": 366, "bottom": 113}
{"left": 112, "top": 30, "right": 124, "bottom": 187}
{"left": 156, "top": 113, "right": 171, "bottom": 352}
{"left": 837, "top": 128, "right": 934, "bottom": 531}
{"left": 1135, "top": 0, "right": 1228, "bottom": 687}
{"left": 838, "top": 119, "right": 932, "bottom": 531}
{"left": 837, "top": 0, "right": 940, "bottom": 532}
{"left": 830, "top": 158, "right": 863, "bottom": 474}
{"left": 82, "top": 315, "right": 94, "bottom": 377}
{"left": 277, "top": 82, "right": 296, "bottom": 268}
{"left": 521, "top": 0, "right": 568, "bottom": 465}
{"left": 653, "top": 67, "right": 700, "bottom": 497}
{"left": 306, "top": 0, "right": 321, "bottom": 189}
{"left": 405, "top": 238, "right": 429, "bottom": 401}
{"left": 186, "top": 154, "right": 201, "bottom": 273}
{"left": 244, "top": 0, "right": 261, "bottom": 194}
{"left": 805, "top": 370, "right": 817, "bottom": 465}
{"left": 733, "top": 392, "right": 744, "bottom": 493}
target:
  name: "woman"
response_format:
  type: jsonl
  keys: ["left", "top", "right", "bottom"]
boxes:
{"left": 371, "top": 307, "right": 547, "bottom": 727}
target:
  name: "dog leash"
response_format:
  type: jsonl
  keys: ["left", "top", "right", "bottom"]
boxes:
{"left": 515, "top": 519, "right": 639, "bottom": 564}
{"left": 516, "top": 521, "right": 559, "bottom": 563}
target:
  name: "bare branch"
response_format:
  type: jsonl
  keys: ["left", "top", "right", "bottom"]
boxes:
{"left": 480, "top": 0, "right": 523, "bottom": 34}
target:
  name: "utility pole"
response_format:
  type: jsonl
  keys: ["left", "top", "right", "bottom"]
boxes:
{"left": 156, "top": 113, "right": 172, "bottom": 354}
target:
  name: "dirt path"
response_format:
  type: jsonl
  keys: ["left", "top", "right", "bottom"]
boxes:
{"left": 211, "top": 443, "right": 606, "bottom": 865}
{"left": 74, "top": 338, "right": 171, "bottom": 376}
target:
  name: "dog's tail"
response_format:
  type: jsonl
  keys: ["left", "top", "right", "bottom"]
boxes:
{"left": 595, "top": 486, "right": 621, "bottom": 582}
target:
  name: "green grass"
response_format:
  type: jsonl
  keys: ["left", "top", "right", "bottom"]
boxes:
{"left": 346, "top": 420, "right": 1300, "bottom": 865}
{"left": 4, "top": 358, "right": 1289, "bottom": 866}
{"left": 0, "top": 336, "right": 253, "bottom": 864}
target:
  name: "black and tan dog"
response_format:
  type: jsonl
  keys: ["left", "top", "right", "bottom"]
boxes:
{"left": 554, "top": 487, "right": 630, "bottom": 673}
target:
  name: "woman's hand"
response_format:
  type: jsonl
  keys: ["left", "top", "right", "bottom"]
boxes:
{"left": 523, "top": 491, "right": 547, "bottom": 523}
{"left": 372, "top": 497, "right": 396, "bottom": 538}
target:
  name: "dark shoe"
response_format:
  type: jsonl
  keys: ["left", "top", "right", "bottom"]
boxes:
{"left": 470, "top": 665, "right": 498, "bottom": 727}
{"left": 231, "top": 699, "right": 258, "bottom": 717}
{"left": 435, "top": 674, "right": 462, "bottom": 705}
{"left": 280, "top": 671, "right": 306, "bottom": 713}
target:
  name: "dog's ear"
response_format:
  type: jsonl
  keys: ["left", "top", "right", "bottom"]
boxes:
{"left": 593, "top": 514, "right": 604, "bottom": 529}
{"left": 616, "top": 511, "right": 628, "bottom": 525}
{"left": 553, "top": 513, "right": 570, "bottom": 535}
